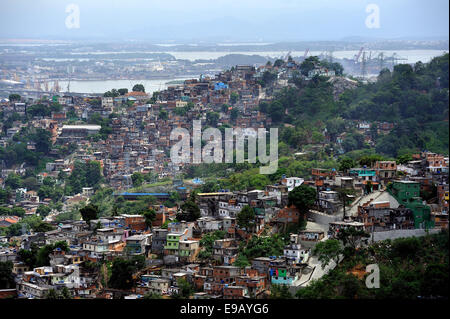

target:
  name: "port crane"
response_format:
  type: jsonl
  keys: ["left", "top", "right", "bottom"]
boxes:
{"left": 66, "top": 65, "right": 73, "bottom": 93}
{"left": 389, "top": 53, "right": 408, "bottom": 65}
{"left": 354, "top": 47, "right": 364, "bottom": 63}
{"left": 361, "top": 51, "right": 367, "bottom": 77}
{"left": 284, "top": 51, "right": 292, "bottom": 62}
{"left": 303, "top": 49, "right": 309, "bottom": 59}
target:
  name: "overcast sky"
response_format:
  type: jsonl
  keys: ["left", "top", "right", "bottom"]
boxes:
{"left": 0, "top": 0, "right": 448, "bottom": 41}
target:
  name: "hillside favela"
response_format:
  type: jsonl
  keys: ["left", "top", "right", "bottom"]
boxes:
{"left": 0, "top": 0, "right": 448, "bottom": 304}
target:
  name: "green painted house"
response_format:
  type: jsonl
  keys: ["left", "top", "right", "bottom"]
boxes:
{"left": 387, "top": 181, "right": 434, "bottom": 229}
{"left": 164, "top": 233, "right": 182, "bottom": 250}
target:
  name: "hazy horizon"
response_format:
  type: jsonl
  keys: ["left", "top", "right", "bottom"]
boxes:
{"left": 0, "top": 0, "right": 448, "bottom": 42}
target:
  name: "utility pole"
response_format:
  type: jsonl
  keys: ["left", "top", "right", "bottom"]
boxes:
{"left": 371, "top": 222, "right": 374, "bottom": 243}
{"left": 341, "top": 192, "right": 355, "bottom": 221}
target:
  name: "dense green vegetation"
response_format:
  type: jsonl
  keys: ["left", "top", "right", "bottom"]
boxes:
{"left": 261, "top": 54, "right": 449, "bottom": 157}
{"left": 238, "top": 234, "right": 286, "bottom": 261}
{"left": 87, "top": 112, "right": 114, "bottom": 141}
{"left": 172, "top": 278, "right": 194, "bottom": 299}
{"left": 198, "top": 230, "right": 226, "bottom": 260}
{"left": 188, "top": 154, "right": 338, "bottom": 193}
{"left": 0, "top": 126, "right": 53, "bottom": 167}
{"left": 232, "top": 234, "right": 287, "bottom": 269}
{"left": 270, "top": 284, "right": 293, "bottom": 299}
{"left": 18, "top": 241, "right": 69, "bottom": 269}
{"left": 108, "top": 255, "right": 146, "bottom": 290}
{"left": 236, "top": 205, "right": 256, "bottom": 229}
{"left": 176, "top": 193, "right": 201, "bottom": 222}
{"left": 64, "top": 160, "right": 103, "bottom": 195}
{"left": 44, "top": 287, "right": 72, "bottom": 299}
{"left": 0, "top": 214, "right": 55, "bottom": 237}
{"left": 0, "top": 261, "right": 15, "bottom": 289}
{"left": 299, "top": 56, "right": 344, "bottom": 77}
{"left": 0, "top": 206, "right": 26, "bottom": 217}
{"left": 297, "top": 230, "right": 449, "bottom": 299}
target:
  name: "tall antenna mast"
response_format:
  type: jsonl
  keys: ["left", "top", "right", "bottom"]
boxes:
{"left": 361, "top": 51, "right": 367, "bottom": 78}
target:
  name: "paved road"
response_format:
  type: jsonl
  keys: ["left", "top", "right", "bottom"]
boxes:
{"left": 288, "top": 255, "right": 341, "bottom": 295}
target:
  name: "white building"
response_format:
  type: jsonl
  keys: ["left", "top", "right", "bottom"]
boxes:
{"left": 197, "top": 217, "right": 223, "bottom": 232}
{"left": 281, "top": 177, "right": 304, "bottom": 192}
{"left": 283, "top": 234, "right": 310, "bottom": 263}
{"left": 102, "top": 97, "right": 114, "bottom": 108}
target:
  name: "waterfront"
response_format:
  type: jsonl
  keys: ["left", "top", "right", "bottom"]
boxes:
{"left": 58, "top": 76, "right": 197, "bottom": 94}
{"left": 47, "top": 49, "right": 448, "bottom": 94}
{"left": 65, "top": 49, "right": 447, "bottom": 63}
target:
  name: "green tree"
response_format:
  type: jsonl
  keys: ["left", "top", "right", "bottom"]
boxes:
{"left": 268, "top": 100, "right": 284, "bottom": 122}
{"left": 7, "top": 223, "right": 25, "bottom": 236}
{"left": 230, "top": 108, "right": 239, "bottom": 122}
{"left": 233, "top": 254, "right": 250, "bottom": 268}
{"left": 118, "top": 88, "right": 128, "bottom": 95}
{"left": 131, "top": 172, "right": 144, "bottom": 187}
{"left": 159, "top": 109, "right": 168, "bottom": 120}
{"left": 36, "top": 205, "right": 51, "bottom": 218}
{"left": 143, "top": 209, "right": 156, "bottom": 229}
{"left": 22, "top": 176, "right": 39, "bottom": 191}
{"left": 18, "top": 245, "right": 38, "bottom": 269}
{"left": 108, "top": 257, "right": 144, "bottom": 290}
{"left": 66, "top": 160, "right": 102, "bottom": 195}
{"left": 132, "top": 84, "right": 145, "bottom": 92}
{"left": 300, "top": 56, "right": 320, "bottom": 76}
{"left": 8, "top": 94, "right": 21, "bottom": 101}
{"left": 240, "top": 234, "right": 285, "bottom": 260}
{"left": 270, "top": 284, "right": 292, "bottom": 299}
{"left": 421, "top": 263, "right": 449, "bottom": 297}
{"left": 236, "top": 205, "right": 255, "bottom": 229}
{"left": 31, "top": 128, "right": 52, "bottom": 154}
{"left": 176, "top": 278, "right": 193, "bottom": 299}
{"left": 0, "top": 188, "right": 10, "bottom": 205}
{"left": 396, "top": 153, "right": 413, "bottom": 164}
{"left": 288, "top": 185, "right": 317, "bottom": 215}
{"left": 36, "top": 241, "right": 69, "bottom": 267}
{"left": 259, "top": 70, "right": 277, "bottom": 87}
{"left": 33, "top": 222, "right": 55, "bottom": 233}
{"left": 60, "top": 287, "right": 72, "bottom": 299}
{"left": 230, "top": 92, "right": 239, "bottom": 105}
{"left": 273, "top": 59, "right": 284, "bottom": 67}
{"left": 198, "top": 230, "right": 226, "bottom": 260}
{"left": 143, "top": 292, "right": 162, "bottom": 299}
{"left": 358, "top": 154, "right": 384, "bottom": 167}
{"left": 206, "top": 111, "right": 220, "bottom": 126}
{"left": 0, "top": 261, "right": 15, "bottom": 289}
{"left": 177, "top": 196, "right": 201, "bottom": 222}
{"left": 5, "top": 173, "right": 22, "bottom": 189}
{"left": 339, "top": 157, "right": 356, "bottom": 172}
{"left": 0, "top": 206, "right": 25, "bottom": 218}
{"left": 341, "top": 274, "right": 362, "bottom": 298}
{"left": 313, "top": 239, "right": 342, "bottom": 269}
{"left": 79, "top": 204, "right": 99, "bottom": 228}
{"left": 336, "top": 226, "right": 370, "bottom": 253}
{"left": 44, "top": 289, "right": 59, "bottom": 299}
